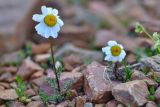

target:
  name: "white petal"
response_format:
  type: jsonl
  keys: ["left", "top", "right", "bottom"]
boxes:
{"left": 35, "top": 23, "right": 45, "bottom": 35}
{"left": 108, "top": 41, "right": 117, "bottom": 46}
{"left": 104, "top": 56, "right": 111, "bottom": 61}
{"left": 44, "top": 27, "right": 51, "bottom": 38}
{"left": 102, "top": 46, "right": 110, "bottom": 53}
{"left": 52, "top": 24, "right": 60, "bottom": 32}
{"left": 47, "top": 7, "right": 53, "bottom": 14}
{"left": 51, "top": 29, "right": 58, "bottom": 38}
{"left": 110, "top": 56, "right": 119, "bottom": 62}
{"left": 117, "top": 44, "right": 124, "bottom": 49}
{"left": 41, "top": 6, "right": 48, "bottom": 14}
{"left": 32, "top": 14, "right": 44, "bottom": 22}
{"left": 57, "top": 18, "right": 64, "bottom": 26}
{"left": 52, "top": 9, "right": 58, "bottom": 15}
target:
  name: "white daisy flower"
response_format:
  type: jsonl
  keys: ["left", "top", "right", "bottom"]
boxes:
{"left": 32, "top": 6, "right": 64, "bottom": 38}
{"left": 102, "top": 40, "right": 126, "bottom": 62}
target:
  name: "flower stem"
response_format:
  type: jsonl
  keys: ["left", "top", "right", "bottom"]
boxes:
{"left": 49, "top": 37, "right": 61, "bottom": 94}
{"left": 144, "top": 29, "right": 154, "bottom": 41}
{"left": 113, "top": 62, "right": 119, "bottom": 79}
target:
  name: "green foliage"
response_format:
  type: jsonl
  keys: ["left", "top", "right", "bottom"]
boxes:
{"left": 39, "top": 78, "right": 72, "bottom": 104}
{"left": 40, "top": 60, "right": 71, "bottom": 104}
{"left": 15, "top": 75, "right": 30, "bottom": 103}
{"left": 147, "top": 85, "right": 156, "bottom": 101}
{"left": 98, "top": 20, "right": 111, "bottom": 29}
{"left": 135, "top": 22, "right": 160, "bottom": 55}
{"left": 151, "top": 69, "right": 160, "bottom": 84}
{"left": 83, "top": 57, "right": 93, "bottom": 65}
{"left": 135, "top": 22, "right": 144, "bottom": 33}
{"left": 123, "top": 62, "right": 133, "bottom": 82}
{"left": 134, "top": 47, "right": 157, "bottom": 61}
{"left": 19, "top": 43, "right": 32, "bottom": 59}
{"left": 67, "top": 0, "right": 88, "bottom": 6}
{"left": 3, "top": 100, "right": 12, "bottom": 107}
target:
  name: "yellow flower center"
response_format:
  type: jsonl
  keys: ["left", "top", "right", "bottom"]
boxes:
{"left": 111, "top": 45, "right": 121, "bottom": 56}
{"left": 44, "top": 14, "right": 57, "bottom": 27}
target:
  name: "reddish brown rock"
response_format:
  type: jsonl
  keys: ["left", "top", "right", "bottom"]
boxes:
{"left": 25, "top": 89, "right": 36, "bottom": 97}
{"left": 95, "top": 104, "right": 105, "bottom": 107}
{"left": 27, "top": 101, "right": 45, "bottom": 107}
{"left": 10, "top": 101, "right": 25, "bottom": 107}
{"left": 0, "top": 89, "right": 18, "bottom": 100}
{"left": 155, "top": 86, "right": 160, "bottom": 103}
{"left": 0, "top": 0, "right": 36, "bottom": 55}
{"left": 132, "top": 70, "right": 158, "bottom": 87}
{"left": 112, "top": 80, "right": 149, "bottom": 107}
{"left": 32, "top": 43, "right": 50, "bottom": 55}
{"left": 75, "top": 96, "right": 87, "bottom": 107}
{"left": 40, "top": 70, "right": 83, "bottom": 96}
{"left": 17, "top": 58, "right": 44, "bottom": 80}
{"left": 83, "top": 62, "right": 119, "bottom": 103}
{"left": 0, "top": 66, "right": 17, "bottom": 74}
{"left": 63, "top": 54, "right": 82, "bottom": 71}
{"left": 105, "top": 100, "right": 118, "bottom": 107}
{"left": 145, "top": 101, "right": 157, "bottom": 107}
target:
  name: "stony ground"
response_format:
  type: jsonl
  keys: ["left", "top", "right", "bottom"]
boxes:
{"left": 0, "top": 0, "right": 160, "bottom": 107}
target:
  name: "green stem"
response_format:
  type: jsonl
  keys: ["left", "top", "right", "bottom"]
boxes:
{"left": 144, "top": 29, "right": 154, "bottom": 41}
{"left": 49, "top": 37, "right": 61, "bottom": 94}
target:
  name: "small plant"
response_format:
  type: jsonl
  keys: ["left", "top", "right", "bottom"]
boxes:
{"left": 150, "top": 69, "right": 160, "bottom": 84}
{"left": 135, "top": 22, "right": 160, "bottom": 55}
{"left": 33, "top": 5, "right": 65, "bottom": 104}
{"left": 147, "top": 85, "right": 156, "bottom": 101}
{"left": 102, "top": 40, "right": 126, "bottom": 79}
{"left": 123, "top": 62, "right": 133, "bottom": 82}
{"left": 15, "top": 75, "right": 30, "bottom": 103}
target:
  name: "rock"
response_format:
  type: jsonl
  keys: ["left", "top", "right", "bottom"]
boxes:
{"left": 105, "top": 100, "right": 118, "bottom": 107}
{"left": 112, "top": 80, "right": 149, "bottom": 107}
{"left": 63, "top": 54, "right": 82, "bottom": 71}
{"left": 0, "top": 51, "right": 22, "bottom": 65}
{"left": 0, "top": 89, "right": 18, "bottom": 100}
{"left": 40, "top": 70, "right": 83, "bottom": 96}
{"left": 31, "top": 96, "right": 41, "bottom": 101}
{"left": 10, "top": 101, "right": 25, "bottom": 107}
{"left": 25, "top": 89, "right": 36, "bottom": 97}
{"left": 31, "top": 70, "right": 44, "bottom": 79}
{"left": 55, "top": 43, "right": 103, "bottom": 62}
{"left": 131, "top": 70, "right": 147, "bottom": 80}
{"left": 117, "top": 104, "right": 125, "bottom": 107}
{"left": 131, "top": 70, "right": 158, "bottom": 87}
{"left": 75, "top": 96, "right": 87, "bottom": 107}
{"left": 10, "top": 82, "right": 17, "bottom": 89}
{"left": 48, "top": 104, "right": 56, "bottom": 107}
{"left": 32, "top": 43, "right": 50, "bottom": 55}
{"left": 17, "top": 58, "right": 44, "bottom": 80}
{"left": 0, "top": 66, "right": 17, "bottom": 74}
{"left": 155, "top": 86, "right": 160, "bottom": 103}
{"left": 0, "top": 72, "right": 12, "bottom": 82}
{"left": 0, "top": 82, "right": 10, "bottom": 89}
{"left": 27, "top": 101, "right": 45, "bottom": 107}
{"left": 56, "top": 100, "right": 75, "bottom": 107}
{"left": 0, "top": 0, "right": 36, "bottom": 55}
{"left": 140, "top": 55, "right": 160, "bottom": 72}
{"left": 34, "top": 53, "right": 50, "bottom": 63}
{"left": 0, "top": 86, "right": 4, "bottom": 90}
{"left": 95, "top": 104, "right": 105, "bottom": 107}
{"left": 145, "top": 101, "right": 157, "bottom": 107}
{"left": 83, "top": 62, "right": 120, "bottom": 103}
{"left": 84, "top": 103, "right": 93, "bottom": 107}
{"left": 66, "top": 90, "right": 78, "bottom": 99}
